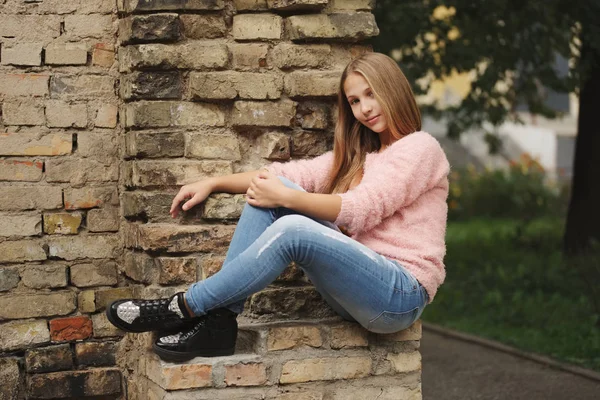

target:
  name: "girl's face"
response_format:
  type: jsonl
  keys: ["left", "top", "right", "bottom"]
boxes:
{"left": 343, "top": 72, "right": 389, "bottom": 134}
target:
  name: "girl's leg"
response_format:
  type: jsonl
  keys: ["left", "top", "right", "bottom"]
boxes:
{"left": 186, "top": 214, "right": 428, "bottom": 333}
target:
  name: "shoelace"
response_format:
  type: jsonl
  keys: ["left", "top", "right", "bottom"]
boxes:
{"left": 137, "top": 298, "right": 176, "bottom": 323}
{"left": 180, "top": 318, "right": 207, "bottom": 341}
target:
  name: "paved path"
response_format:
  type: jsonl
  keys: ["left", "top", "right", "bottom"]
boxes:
{"left": 421, "top": 328, "right": 600, "bottom": 400}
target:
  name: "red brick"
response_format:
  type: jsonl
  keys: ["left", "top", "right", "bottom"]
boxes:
{"left": 50, "top": 316, "right": 93, "bottom": 341}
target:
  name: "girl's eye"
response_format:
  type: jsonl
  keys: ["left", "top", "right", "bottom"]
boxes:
{"left": 368, "top": 92, "right": 374, "bottom": 97}
{"left": 350, "top": 99, "right": 359, "bottom": 105}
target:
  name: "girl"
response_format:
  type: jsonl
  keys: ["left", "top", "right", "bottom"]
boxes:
{"left": 107, "top": 52, "right": 450, "bottom": 362}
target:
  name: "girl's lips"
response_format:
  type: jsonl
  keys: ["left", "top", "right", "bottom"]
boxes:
{"left": 366, "top": 115, "right": 380, "bottom": 124}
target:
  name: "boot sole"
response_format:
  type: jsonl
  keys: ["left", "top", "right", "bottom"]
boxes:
{"left": 153, "top": 343, "right": 235, "bottom": 362}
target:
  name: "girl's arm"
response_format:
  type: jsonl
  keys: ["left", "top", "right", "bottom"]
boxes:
{"left": 281, "top": 191, "right": 342, "bottom": 222}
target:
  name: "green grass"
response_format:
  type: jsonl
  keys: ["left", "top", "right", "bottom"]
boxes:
{"left": 423, "top": 217, "right": 600, "bottom": 371}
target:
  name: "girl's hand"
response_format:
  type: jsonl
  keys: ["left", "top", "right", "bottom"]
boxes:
{"left": 170, "top": 180, "right": 213, "bottom": 218}
{"left": 246, "top": 169, "right": 289, "bottom": 208}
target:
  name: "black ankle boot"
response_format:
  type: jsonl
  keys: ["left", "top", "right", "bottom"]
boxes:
{"left": 153, "top": 308, "right": 238, "bottom": 362}
{"left": 106, "top": 292, "right": 196, "bottom": 333}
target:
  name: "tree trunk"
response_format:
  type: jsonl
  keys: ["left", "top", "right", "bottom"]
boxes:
{"left": 564, "top": 41, "right": 600, "bottom": 255}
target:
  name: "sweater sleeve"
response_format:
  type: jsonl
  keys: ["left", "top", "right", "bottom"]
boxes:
{"left": 264, "top": 151, "right": 334, "bottom": 193}
{"left": 334, "top": 132, "right": 450, "bottom": 235}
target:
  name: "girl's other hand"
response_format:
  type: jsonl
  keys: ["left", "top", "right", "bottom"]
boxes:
{"left": 246, "top": 169, "right": 289, "bottom": 208}
{"left": 170, "top": 180, "right": 214, "bottom": 218}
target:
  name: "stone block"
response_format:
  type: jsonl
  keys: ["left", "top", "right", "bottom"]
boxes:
{"left": 76, "top": 341, "right": 117, "bottom": 367}
{"left": 0, "top": 358, "right": 20, "bottom": 399}
{"left": 64, "top": 186, "right": 119, "bottom": 210}
{"left": 87, "top": 208, "right": 120, "bottom": 232}
{"left": 0, "top": 268, "right": 20, "bottom": 291}
{"left": 123, "top": 101, "right": 225, "bottom": 128}
{"left": 233, "top": 14, "right": 282, "bottom": 40}
{"left": 291, "top": 130, "right": 332, "bottom": 157}
{"left": 181, "top": 14, "right": 226, "bottom": 39}
{"left": 234, "top": 0, "right": 268, "bottom": 10}
{"left": 78, "top": 291, "right": 96, "bottom": 313}
{"left": 386, "top": 351, "right": 422, "bottom": 373}
{"left": 0, "top": 43, "right": 43, "bottom": 66}
{"left": 45, "top": 101, "right": 88, "bottom": 128}
{"left": 70, "top": 261, "right": 118, "bottom": 287}
{"left": 329, "top": 322, "right": 368, "bottom": 349}
{"left": 0, "top": 186, "right": 63, "bottom": 211}
{"left": 64, "top": 14, "right": 113, "bottom": 39}
{"left": 0, "top": 292, "right": 76, "bottom": 320}
{"left": 119, "top": 42, "right": 228, "bottom": 71}
{"left": 27, "top": 369, "right": 121, "bottom": 398}
{"left": 0, "top": 159, "right": 44, "bottom": 182}
{"left": 47, "top": 235, "right": 120, "bottom": 260}
{"left": 185, "top": 132, "right": 242, "bottom": 160}
{"left": 224, "top": 362, "right": 268, "bottom": 387}
{"left": 43, "top": 212, "right": 83, "bottom": 235}
{"left": 95, "top": 104, "right": 119, "bottom": 128}
{"left": 120, "top": 0, "right": 225, "bottom": 12}
{"left": 202, "top": 193, "right": 246, "bottom": 220}
{"left": 92, "top": 312, "right": 125, "bottom": 337}
{"left": 259, "top": 131, "right": 291, "bottom": 160}
{"left": 50, "top": 75, "right": 115, "bottom": 99}
{"left": 280, "top": 357, "right": 371, "bottom": 383}
{"left": 229, "top": 43, "right": 269, "bottom": 70}
{"left": 45, "top": 42, "right": 88, "bottom": 65}
{"left": 94, "top": 287, "right": 134, "bottom": 311}
{"left": 0, "top": 74, "right": 49, "bottom": 96}
{"left": 200, "top": 256, "right": 225, "bottom": 279}
{"left": 0, "top": 213, "right": 42, "bottom": 237}
{"left": 286, "top": 13, "right": 379, "bottom": 41}
{"left": 21, "top": 265, "right": 68, "bottom": 289}
{"left": 284, "top": 71, "right": 340, "bottom": 98}
{"left": 156, "top": 257, "right": 198, "bottom": 284}
{"left": 0, "top": 240, "right": 47, "bottom": 263}
{"left": 76, "top": 130, "right": 119, "bottom": 163}
{"left": 267, "top": 326, "right": 322, "bottom": 351}
{"left": 124, "top": 160, "right": 232, "bottom": 187}
{"left": 15, "top": 0, "right": 116, "bottom": 14}
{"left": 327, "top": 0, "right": 375, "bottom": 11}
{"left": 0, "top": 15, "right": 60, "bottom": 42}
{"left": 123, "top": 252, "right": 159, "bottom": 283}
{"left": 45, "top": 159, "right": 119, "bottom": 185}
{"left": 126, "top": 131, "right": 185, "bottom": 158}
{"left": 26, "top": 344, "right": 73, "bottom": 373}
{"left": 119, "top": 13, "right": 181, "bottom": 43}
{"left": 378, "top": 320, "right": 422, "bottom": 342}
{"left": 296, "top": 102, "right": 331, "bottom": 130}
{"left": 121, "top": 71, "right": 182, "bottom": 100}
{"left": 271, "top": 43, "right": 331, "bottom": 69}
{"left": 268, "top": 0, "right": 327, "bottom": 11}
{"left": 0, "top": 320, "right": 50, "bottom": 352}
{"left": 92, "top": 43, "right": 116, "bottom": 67}
{"left": 0, "top": 132, "right": 72, "bottom": 157}
{"left": 2, "top": 99, "right": 45, "bottom": 126}
{"left": 49, "top": 316, "right": 93, "bottom": 341}
{"left": 231, "top": 100, "right": 297, "bottom": 127}
{"left": 189, "top": 71, "right": 283, "bottom": 100}
{"left": 248, "top": 286, "right": 336, "bottom": 319}
{"left": 331, "top": 386, "right": 420, "bottom": 400}
{"left": 146, "top": 359, "right": 212, "bottom": 390}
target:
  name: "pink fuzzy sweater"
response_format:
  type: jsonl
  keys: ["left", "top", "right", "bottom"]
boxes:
{"left": 267, "top": 131, "right": 450, "bottom": 302}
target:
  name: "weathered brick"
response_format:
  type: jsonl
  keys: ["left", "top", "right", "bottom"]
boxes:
{"left": 285, "top": 71, "right": 340, "bottom": 98}
{"left": 50, "top": 316, "right": 93, "bottom": 341}
{"left": 330, "top": 323, "right": 368, "bottom": 349}
{"left": 92, "top": 312, "right": 125, "bottom": 337}
{"left": 123, "top": 252, "right": 159, "bottom": 283}
{"left": 296, "top": 102, "right": 331, "bottom": 130}
{"left": 2, "top": 99, "right": 45, "bottom": 126}
{"left": 0, "top": 15, "right": 61, "bottom": 41}
{"left": 76, "top": 130, "right": 119, "bottom": 163}
{"left": 229, "top": 43, "right": 269, "bottom": 70}
{"left": 0, "top": 292, "right": 76, "bottom": 320}
{"left": 126, "top": 131, "right": 185, "bottom": 158}
{"left": 47, "top": 235, "right": 120, "bottom": 260}
{"left": 0, "top": 186, "right": 62, "bottom": 211}
{"left": 286, "top": 13, "right": 379, "bottom": 41}
{"left": 268, "top": 0, "right": 327, "bottom": 11}
{"left": 271, "top": 43, "right": 331, "bottom": 69}
{"left": 0, "top": 213, "right": 42, "bottom": 237}
{"left": 190, "top": 71, "right": 283, "bottom": 100}
{"left": 0, "top": 358, "right": 20, "bottom": 400}
{"left": 233, "top": 14, "right": 282, "bottom": 40}
{"left": 70, "top": 261, "right": 118, "bottom": 287}
{"left": 45, "top": 101, "right": 88, "bottom": 128}
{"left": 76, "top": 341, "right": 117, "bottom": 367}
{"left": 331, "top": 386, "right": 419, "bottom": 400}
{"left": 64, "top": 186, "right": 119, "bottom": 210}
{"left": 92, "top": 43, "right": 116, "bottom": 67}
{"left": 0, "top": 159, "right": 44, "bottom": 181}
{"left": 123, "top": 101, "right": 225, "bottom": 128}
{"left": 87, "top": 208, "right": 120, "bottom": 232}
{"left": 0, "top": 132, "right": 72, "bottom": 156}
{"left": 119, "top": 13, "right": 181, "bottom": 43}
{"left": 43, "top": 212, "right": 83, "bottom": 235}
{"left": 26, "top": 344, "right": 73, "bottom": 373}
{"left": 185, "top": 132, "right": 242, "bottom": 160}
{"left": 123, "top": 223, "right": 235, "bottom": 253}
{"left": 181, "top": 14, "right": 226, "bottom": 39}
{"left": 78, "top": 291, "right": 96, "bottom": 313}
{"left": 234, "top": 0, "right": 268, "bottom": 10}
{"left": 156, "top": 257, "right": 198, "bottom": 284}
{"left": 124, "top": 160, "right": 233, "bottom": 187}
{"left": 0, "top": 268, "right": 20, "bottom": 291}
{"left": 291, "top": 130, "right": 332, "bottom": 157}
{"left": 21, "top": 265, "right": 68, "bottom": 289}
{"left": 95, "top": 104, "right": 119, "bottom": 128}
{"left": 200, "top": 255, "right": 225, "bottom": 279}
{"left": 0, "top": 240, "right": 46, "bottom": 263}
{"left": 280, "top": 357, "right": 371, "bottom": 383}
{"left": 120, "top": 0, "right": 225, "bottom": 12}
{"left": 232, "top": 100, "right": 297, "bottom": 127}
{"left": 248, "top": 286, "right": 336, "bottom": 319}
{"left": 12, "top": 0, "right": 116, "bottom": 14}
{"left": 121, "top": 71, "right": 183, "bottom": 100}
{"left": 146, "top": 359, "right": 212, "bottom": 390}
{"left": 45, "top": 42, "right": 88, "bottom": 65}
{"left": 50, "top": 75, "right": 115, "bottom": 99}
{"left": 119, "top": 43, "right": 228, "bottom": 72}
{"left": 225, "top": 362, "right": 268, "bottom": 387}
{"left": 0, "top": 320, "right": 49, "bottom": 352}
{"left": 267, "top": 326, "right": 322, "bottom": 351}
{"left": 0, "top": 73, "right": 49, "bottom": 96}
{"left": 203, "top": 194, "right": 246, "bottom": 220}
{"left": 45, "top": 159, "right": 119, "bottom": 184}
{"left": 27, "top": 369, "right": 121, "bottom": 398}
{"left": 94, "top": 287, "right": 134, "bottom": 311}
{"left": 386, "top": 351, "right": 422, "bottom": 373}
{"left": 64, "top": 14, "right": 114, "bottom": 39}
{"left": 259, "top": 131, "right": 291, "bottom": 160}
{"left": 0, "top": 43, "right": 43, "bottom": 66}
{"left": 378, "top": 320, "right": 422, "bottom": 342}
{"left": 327, "top": 0, "right": 375, "bottom": 11}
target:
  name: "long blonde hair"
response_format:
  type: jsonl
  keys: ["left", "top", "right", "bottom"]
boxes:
{"left": 323, "top": 52, "right": 422, "bottom": 194}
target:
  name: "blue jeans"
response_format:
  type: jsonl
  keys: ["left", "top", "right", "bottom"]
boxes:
{"left": 185, "top": 177, "right": 429, "bottom": 334}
